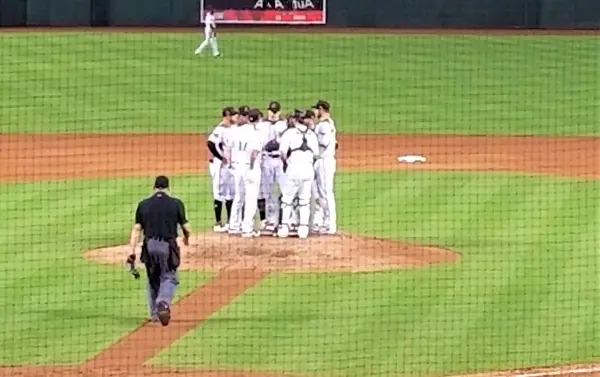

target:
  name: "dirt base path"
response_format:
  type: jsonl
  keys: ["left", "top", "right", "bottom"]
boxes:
{"left": 1, "top": 134, "right": 598, "bottom": 183}
{"left": 0, "top": 133, "right": 598, "bottom": 377}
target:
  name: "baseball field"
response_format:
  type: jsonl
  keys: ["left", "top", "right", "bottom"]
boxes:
{"left": 0, "top": 27, "right": 598, "bottom": 377}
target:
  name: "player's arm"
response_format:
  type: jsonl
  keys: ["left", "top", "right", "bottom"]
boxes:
{"left": 249, "top": 137, "right": 261, "bottom": 170}
{"left": 318, "top": 123, "right": 333, "bottom": 149}
{"left": 278, "top": 133, "right": 291, "bottom": 163}
{"left": 207, "top": 128, "right": 225, "bottom": 162}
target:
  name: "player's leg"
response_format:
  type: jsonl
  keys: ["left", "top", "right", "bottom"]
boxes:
{"left": 209, "top": 35, "right": 220, "bottom": 57}
{"left": 194, "top": 29, "right": 211, "bottom": 55}
{"left": 228, "top": 167, "right": 245, "bottom": 234}
{"left": 277, "top": 177, "right": 298, "bottom": 238}
{"left": 323, "top": 158, "right": 337, "bottom": 234}
{"left": 209, "top": 160, "right": 225, "bottom": 232}
{"left": 312, "top": 160, "right": 326, "bottom": 232}
{"left": 218, "top": 166, "right": 235, "bottom": 232}
{"left": 257, "top": 161, "right": 270, "bottom": 228}
{"left": 266, "top": 162, "right": 283, "bottom": 228}
{"left": 241, "top": 169, "right": 261, "bottom": 236}
{"left": 296, "top": 178, "right": 313, "bottom": 239}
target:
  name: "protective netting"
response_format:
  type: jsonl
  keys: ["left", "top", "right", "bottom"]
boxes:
{"left": 0, "top": 27, "right": 598, "bottom": 377}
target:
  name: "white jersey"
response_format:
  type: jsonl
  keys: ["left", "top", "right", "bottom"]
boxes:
{"left": 280, "top": 125, "right": 319, "bottom": 178}
{"left": 257, "top": 119, "right": 287, "bottom": 158}
{"left": 315, "top": 117, "right": 336, "bottom": 159}
{"left": 204, "top": 12, "right": 216, "bottom": 32}
{"left": 227, "top": 124, "right": 262, "bottom": 166}
{"left": 207, "top": 123, "right": 231, "bottom": 162}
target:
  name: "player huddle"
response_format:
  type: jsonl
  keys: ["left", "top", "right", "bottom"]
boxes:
{"left": 207, "top": 100, "right": 337, "bottom": 239}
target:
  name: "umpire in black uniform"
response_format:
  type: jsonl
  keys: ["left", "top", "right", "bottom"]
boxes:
{"left": 127, "top": 175, "right": 191, "bottom": 326}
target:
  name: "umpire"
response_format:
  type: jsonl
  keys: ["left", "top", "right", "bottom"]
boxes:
{"left": 127, "top": 175, "right": 191, "bottom": 326}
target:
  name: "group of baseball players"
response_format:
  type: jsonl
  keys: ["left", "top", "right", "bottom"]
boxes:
{"left": 207, "top": 100, "right": 337, "bottom": 239}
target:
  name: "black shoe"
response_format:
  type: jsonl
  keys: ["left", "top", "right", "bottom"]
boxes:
{"left": 156, "top": 301, "right": 171, "bottom": 326}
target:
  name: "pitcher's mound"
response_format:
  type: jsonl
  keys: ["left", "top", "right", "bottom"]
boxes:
{"left": 85, "top": 232, "right": 458, "bottom": 273}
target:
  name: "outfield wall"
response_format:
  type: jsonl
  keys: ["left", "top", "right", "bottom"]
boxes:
{"left": 0, "top": 0, "right": 599, "bottom": 28}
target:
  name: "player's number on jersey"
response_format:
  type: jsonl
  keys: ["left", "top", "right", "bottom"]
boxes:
{"left": 237, "top": 141, "right": 248, "bottom": 151}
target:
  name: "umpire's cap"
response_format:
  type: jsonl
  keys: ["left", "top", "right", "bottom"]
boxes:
{"left": 312, "top": 100, "right": 330, "bottom": 111}
{"left": 222, "top": 106, "right": 237, "bottom": 117}
{"left": 268, "top": 101, "right": 281, "bottom": 113}
{"left": 154, "top": 175, "right": 170, "bottom": 189}
{"left": 238, "top": 105, "right": 250, "bottom": 116}
{"left": 248, "top": 109, "right": 261, "bottom": 123}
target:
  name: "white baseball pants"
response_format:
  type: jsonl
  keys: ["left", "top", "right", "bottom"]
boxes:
{"left": 209, "top": 159, "right": 234, "bottom": 201}
{"left": 229, "top": 162, "right": 261, "bottom": 234}
{"left": 259, "top": 157, "right": 284, "bottom": 224}
{"left": 195, "top": 29, "right": 219, "bottom": 56}
{"left": 280, "top": 173, "right": 313, "bottom": 231}
{"left": 313, "top": 157, "right": 337, "bottom": 232}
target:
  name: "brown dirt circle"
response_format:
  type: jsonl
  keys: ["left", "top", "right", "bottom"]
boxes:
{"left": 85, "top": 232, "right": 459, "bottom": 273}
{"left": 1, "top": 132, "right": 599, "bottom": 377}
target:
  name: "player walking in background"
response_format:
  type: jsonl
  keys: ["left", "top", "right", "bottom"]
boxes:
{"left": 312, "top": 100, "right": 338, "bottom": 234}
{"left": 277, "top": 111, "right": 319, "bottom": 239}
{"left": 257, "top": 101, "right": 287, "bottom": 232}
{"left": 194, "top": 7, "right": 220, "bottom": 57}
{"left": 224, "top": 109, "right": 263, "bottom": 238}
{"left": 207, "top": 107, "right": 237, "bottom": 232}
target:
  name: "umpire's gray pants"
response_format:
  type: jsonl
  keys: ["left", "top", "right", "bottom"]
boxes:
{"left": 146, "top": 239, "right": 179, "bottom": 318}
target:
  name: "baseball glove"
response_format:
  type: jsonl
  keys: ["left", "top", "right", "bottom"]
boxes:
{"left": 125, "top": 253, "right": 141, "bottom": 279}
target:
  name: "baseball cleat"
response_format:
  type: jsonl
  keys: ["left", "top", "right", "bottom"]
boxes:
{"left": 228, "top": 228, "right": 241, "bottom": 235}
{"left": 297, "top": 225, "right": 309, "bottom": 239}
{"left": 213, "top": 223, "right": 229, "bottom": 233}
{"left": 277, "top": 225, "right": 289, "bottom": 238}
{"left": 156, "top": 301, "right": 171, "bottom": 327}
{"left": 241, "top": 230, "right": 260, "bottom": 238}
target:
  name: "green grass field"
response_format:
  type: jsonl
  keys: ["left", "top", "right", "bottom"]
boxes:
{"left": 0, "top": 31, "right": 598, "bottom": 376}
{"left": 1, "top": 33, "right": 598, "bottom": 135}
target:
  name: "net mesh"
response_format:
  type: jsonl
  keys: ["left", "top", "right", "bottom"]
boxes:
{"left": 0, "top": 24, "right": 598, "bottom": 377}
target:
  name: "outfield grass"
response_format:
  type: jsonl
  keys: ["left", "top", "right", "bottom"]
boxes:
{"left": 150, "top": 171, "right": 600, "bottom": 376}
{"left": 0, "top": 33, "right": 598, "bottom": 135}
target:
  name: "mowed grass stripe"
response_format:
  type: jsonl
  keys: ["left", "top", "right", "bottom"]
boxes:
{"left": 1, "top": 33, "right": 597, "bottom": 134}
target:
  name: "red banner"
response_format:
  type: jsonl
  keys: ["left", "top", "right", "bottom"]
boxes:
{"left": 216, "top": 9, "right": 324, "bottom": 23}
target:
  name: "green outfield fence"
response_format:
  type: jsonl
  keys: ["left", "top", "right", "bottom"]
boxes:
{"left": 0, "top": 22, "right": 599, "bottom": 377}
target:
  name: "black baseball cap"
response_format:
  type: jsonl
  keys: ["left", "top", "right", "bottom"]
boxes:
{"left": 154, "top": 175, "right": 169, "bottom": 189}
{"left": 248, "top": 109, "right": 261, "bottom": 122}
{"left": 268, "top": 101, "right": 281, "bottom": 113}
{"left": 222, "top": 106, "right": 237, "bottom": 117}
{"left": 238, "top": 105, "right": 250, "bottom": 116}
{"left": 313, "top": 100, "right": 330, "bottom": 111}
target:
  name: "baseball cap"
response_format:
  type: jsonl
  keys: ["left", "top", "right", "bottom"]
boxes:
{"left": 303, "top": 109, "right": 316, "bottom": 119}
{"left": 268, "top": 101, "right": 281, "bottom": 113}
{"left": 313, "top": 100, "right": 330, "bottom": 111}
{"left": 238, "top": 105, "right": 250, "bottom": 116}
{"left": 154, "top": 175, "right": 170, "bottom": 189}
{"left": 248, "top": 109, "right": 261, "bottom": 122}
{"left": 222, "top": 106, "right": 237, "bottom": 117}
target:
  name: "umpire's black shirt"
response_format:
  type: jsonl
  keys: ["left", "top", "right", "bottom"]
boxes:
{"left": 135, "top": 192, "right": 187, "bottom": 240}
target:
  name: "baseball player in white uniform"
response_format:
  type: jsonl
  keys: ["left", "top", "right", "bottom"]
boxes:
{"left": 256, "top": 101, "right": 288, "bottom": 232}
{"left": 224, "top": 109, "right": 263, "bottom": 238}
{"left": 207, "top": 107, "right": 237, "bottom": 232}
{"left": 276, "top": 111, "right": 319, "bottom": 239}
{"left": 312, "top": 100, "right": 337, "bottom": 234}
{"left": 194, "top": 7, "right": 220, "bottom": 57}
